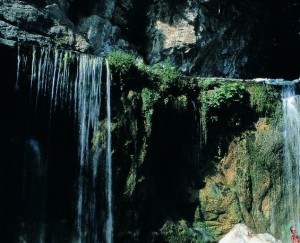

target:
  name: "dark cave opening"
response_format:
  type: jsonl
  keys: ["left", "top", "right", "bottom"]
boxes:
{"left": 265, "top": 0, "right": 300, "bottom": 79}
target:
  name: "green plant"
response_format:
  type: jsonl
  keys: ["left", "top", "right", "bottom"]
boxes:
{"left": 199, "top": 81, "right": 247, "bottom": 143}
{"left": 198, "top": 78, "right": 221, "bottom": 90}
{"left": 247, "top": 119, "right": 283, "bottom": 177}
{"left": 151, "top": 61, "right": 180, "bottom": 83}
{"left": 137, "top": 60, "right": 180, "bottom": 90}
{"left": 141, "top": 88, "right": 160, "bottom": 133}
{"left": 160, "top": 220, "right": 208, "bottom": 243}
{"left": 107, "top": 51, "right": 136, "bottom": 76}
{"left": 247, "top": 84, "right": 281, "bottom": 116}
{"left": 201, "top": 82, "right": 246, "bottom": 109}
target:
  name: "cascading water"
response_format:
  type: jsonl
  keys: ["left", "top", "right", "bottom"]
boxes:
{"left": 105, "top": 60, "right": 113, "bottom": 243}
{"left": 282, "top": 83, "right": 300, "bottom": 241}
{"left": 75, "top": 53, "right": 103, "bottom": 243}
{"left": 16, "top": 45, "right": 113, "bottom": 243}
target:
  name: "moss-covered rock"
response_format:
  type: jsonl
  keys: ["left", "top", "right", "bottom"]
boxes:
{"left": 104, "top": 53, "right": 286, "bottom": 242}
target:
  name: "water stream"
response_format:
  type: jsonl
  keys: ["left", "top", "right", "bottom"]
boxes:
{"left": 16, "top": 45, "right": 113, "bottom": 243}
{"left": 282, "top": 83, "right": 300, "bottom": 240}
{"left": 105, "top": 60, "right": 113, "bottom": 243}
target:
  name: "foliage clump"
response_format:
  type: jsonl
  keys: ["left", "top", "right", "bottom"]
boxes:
{"left": 141, "top": 88, "right": 160, "bottom": 133}
{"left": 199, "top": 80, "right": 247, "bottom": 143}
{"left": 160, "top": 220, "right": 210, "bottom": 243}
{"left": 151, "top": 62, "right": 180, "bottom": 83}
{"left": 247, "top": 83, "right": 281, "bottom": 116}
{"left": 138, "top": 60, "right": 180, "bottom": 91}
{"left": 107, "top": 51, "right": 136, "bottom": 77}
{"left": 247, "top": 118, "right": 283, "bottom": 179}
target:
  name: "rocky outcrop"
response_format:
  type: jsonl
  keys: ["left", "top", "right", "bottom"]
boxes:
{"left": 219, "top": 224, "right": 282, "bottom": 243}
{"left": 0, "top": 43, "right": 294, "bottom": 242}
{"left": 198, "top": 116, "right": 284, "bottom": 240}
{"left": 146, "top": 0, "right": 259, "bottom": 77}
{"left": 0, "top": 0, "right": 126, "bottom": 52}
{"left": 0, "top": 0, "right": 299, "bottom": 78}
{"left": 0, "top": 1, "right": 88, "bottom": 50}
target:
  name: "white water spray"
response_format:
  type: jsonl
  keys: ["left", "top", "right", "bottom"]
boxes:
{"left": 282, "top": 83, "right": 300, "bottom": 240}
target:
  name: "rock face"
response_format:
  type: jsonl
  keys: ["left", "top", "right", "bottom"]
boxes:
{"left": 0, "top": 0, "right": 126, "bottom": 52}
{"left": 0, "top": 0, "right": 299, "bottom": 78}
{"left": 219, "top": 224, "right": 282, "bottom": 243}
{"left": 0, "top": 44, "right": 294, "bottom": 242}
{"left": 0, "top": 1, "right": 300, "bottom": 242}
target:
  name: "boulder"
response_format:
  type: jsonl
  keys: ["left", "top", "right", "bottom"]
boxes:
{"left": 219, "top": 224, "right": 282, "bottom": 243}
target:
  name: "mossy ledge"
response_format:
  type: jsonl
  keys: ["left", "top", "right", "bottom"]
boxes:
{"left": 104, "top": 51, "right": 286, "bottom": 242}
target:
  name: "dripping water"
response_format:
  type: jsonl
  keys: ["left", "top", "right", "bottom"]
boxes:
{"left": 282, "top": 83, "right": 300, "bottom": 241}
{"left": 105, "top": 60, "right": 113, "bottom": 243}
{"left": 17, "top": 45, "right": 109, "bottom": 242}
{"left": 76, "top": 54, "right": 103, "bottom": 243}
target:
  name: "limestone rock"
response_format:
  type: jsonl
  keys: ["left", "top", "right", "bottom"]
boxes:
{"left": 76, "top": 15, "right": 121, "bottom": 54}
{"left": 219, "top": 224, "right": 282, "bottom": 243}
{"left": 0, "top": 1, "right": 90, "bottom": 51}
{"left": 0, "top": 0, "right": 299, "bottom": 77}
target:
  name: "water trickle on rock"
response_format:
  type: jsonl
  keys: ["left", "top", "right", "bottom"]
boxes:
{"left": 17, "top": 45, "right": 113, "bottom": 243}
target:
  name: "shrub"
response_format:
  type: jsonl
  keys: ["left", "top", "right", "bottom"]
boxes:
{"left": 141, "top": 88, "right": 160, "bottom": 133}
{"left": 199, "top": 81, "right": 247, "bottom": 143}
{"left": 107, "top": 51, "right": 136, "bottom": 76}
{"left": 137, "top": 61, "right": 180, "bottom": 90}
{"left": 150, "top": 62, "right": 180, "bottom": 83}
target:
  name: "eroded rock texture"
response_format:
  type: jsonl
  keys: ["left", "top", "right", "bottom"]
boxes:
{"left": 1, "top": 0, "right": 299, "bottom": 78}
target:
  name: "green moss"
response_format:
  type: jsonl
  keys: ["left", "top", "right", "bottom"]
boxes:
{"left": 141, "top": 88, "right": 160, "bottom": 133}
{"left": 138, "top": 60, "right": 180, "bottom": 92}
{"left": 247, "top": 83, "right": 281, "bottom": 116}
{"left": 198, "top": 78, "right": 223, "bottom": 90}
{"left": 200, "top": 81, "right": 246, "bottom": 109}
{"left": 124, "top": 166, "right": 137, "bottom": 198}
{"left": 247, "top": 118, "right": 283, "bottom": 180}
{"left": 160, "top": 220, "right": 209, "bottom": 243}
{"left": 176, "top": 95, "right": 188, "bottom": 110}
{"left": 199, "top": 81, "right": 247, "bottom": 143}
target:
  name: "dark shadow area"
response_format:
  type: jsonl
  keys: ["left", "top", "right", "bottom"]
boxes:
{"left": 265, "top": 0, "right": 300, "bottom": 79}
{"left": 0, "top": 44, "right": 102, "bottom": 242}
{"left": 68, "top": 0, "right": 97, "bottom": 24}
{"left": 112, "top": 0, "right": 150, "bottom": 57}
{"left": 137, "top": 100, "right": 202, "bottom": 242}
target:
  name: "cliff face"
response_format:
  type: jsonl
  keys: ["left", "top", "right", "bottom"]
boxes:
{"left": 0, "top": 44, "right": 287, "bottom": 242}
{"left": 1, "top": 0, "right": 299, "bottom": 78}
{"left": 108, "top": 57, "right": 288, "bottom": 242}
{"left": 105, "top": 56, "right": 285, "bottom": 242}
{"left": 0, "top": 0, "right": 299, "bottom": 242}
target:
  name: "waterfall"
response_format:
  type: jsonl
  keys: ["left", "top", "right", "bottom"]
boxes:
{"left": 105, "top": 60, "right": 113, "bottom": 243}
{"left": 282, "top": 83, "right": 300, "bottom": 240}
{"left": 17, "top": 45, "right": 113, "bottom": 242}
{"left": 75, "top": 53, "right": 103, "bottom": 243}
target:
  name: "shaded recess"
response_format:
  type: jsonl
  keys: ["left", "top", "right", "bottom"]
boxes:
{"left": 68, "top": 0, "right": 97, "bottom": 24}
{"left": 265, "top": 0, "right": 300, "bottom": 79}
{"left": 112, "top": 0, "right": 150, "bottom": 56}
{"left": 137, "top": 101, "right": 202, "bottom": 241}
